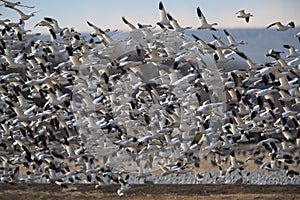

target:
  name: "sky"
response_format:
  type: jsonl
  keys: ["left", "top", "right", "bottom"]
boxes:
{"left": 1, "top": 0, "right": 300, "bottom": 33}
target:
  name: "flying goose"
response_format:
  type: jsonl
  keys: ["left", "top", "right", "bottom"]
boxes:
{"left": 296, "top": 32, "right": 300, "bottom": 42}
{"left": 283, "top": 44, "right": 300, "bottom": 58}
{"left": 235, "top": 9, "right": 253, "bottom": 23}
{"left": 224, "top": 29, "right": 247, "bottom": 47}
{"left": 34, "top": 20, "right": 54, "bottom": 30}
{"left": 196, "top": 7, "right": 218, "bottom": 31}
{"left": 235, "top": 50, "right": 263, "bottom": 69}
{"left": 6, "top": 5, "right": 39, "bottom": 21}
{"left": 121, "top": 16, "right": 137, "bottom": 31}
{"left": 207, "top": 43, "right": 234, "bottom": 63}
{"left": 117, "top": 174, "right": 131, "bottom": 196}
{"left": 166, "top": 13, "right": 191, "bottom": 32}
{"left": 157, "top": 1, "right": 172, "bottom": 29}
{"left": 86, "top": 21, "right": 114, "bottom": 46}
{"left": 0, "top": 0, "right": 34, "bottom": 8}
{"left": 266, "top": 21, "right": 295, "bottom": 31}
{"left": 44, "top": 17, "right": 68, "bottom": 33}
{"left": 192, "top": 34, "right": 215, "bottom": 54}
{"left": 0, "top": 51, "right": 28, "bottom": 69}
{"left": 211, "top": 33, "right": 230, "bottom": 49}
{"left": 227, "top": 151, "right": 244, "bottom": 173}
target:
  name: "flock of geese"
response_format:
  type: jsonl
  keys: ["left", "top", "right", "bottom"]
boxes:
{"left": 1, "top": 0, "right": 300, "bottom": 196}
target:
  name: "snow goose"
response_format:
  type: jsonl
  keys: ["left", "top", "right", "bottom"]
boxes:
{"left": 196, "top": 7, "right": 218, "bottom": 31}
{"left": 0, "top": 18, "right": 10, "bottom": 26}
{"left": 192, "top": 34, "right": 215, "bottom": 54}
{"left": 87, "top": 21, "right": 115, "bottom": 46}
{"left": 235, "top": 9, "right": 253, "bottom": 23}
{"left": 224, "top": 29, "right": 247, "bottom": 47}
{"left": 137, "top": 23, "right": 155, "bottom": 40}
{"left": 296, "top": 32, "right": 300, "bottom": 42}
{"left": 34, "top": 20, "right": 54, "bottom": 30}
{"left": 6, "top": 100, "right": 37, "bottom": 123}
{"left": 227, "top": 150, "right": 244, "bottom": 173}
{"left": 6, "top": 5, "right": 39, "bottom": 21}
{"left": 283, "top": 44, "right": 300, "bottom": 58}
{"left": 157, "top": 1, "right": 172, "bottom": 29}
{"left": 166, "top": 13, "right": 191, "bottom": 32}
{"left": 0, "top": 51, "right": 28, "bottom": 69}
{"left": 235, "top": 50, "right": 263, "bottom": 69}
{"left": 207, "top": 43, "right": 234, "bottom": 63}
{"left": 0, "top": 0, "right": 34, "bottom": 8}
{"left": 121, "top": 16, "right": 137, "bottom": 31}
{"left": 260, "top": 153, "right": 280, "bottom": 171}
{"left": 286, "top": 169, "right": 300, "bottom": 180}
{"left": 211, "top": 33, "right": 229, "bottom": 50}
{"left": 117, "top": 174, "right": 131, "bottom": 196}
{"left": 266, "top": 21, "right": 295, "bottom": 31}
{"left": 44, "top": 17, "right": 68, "bottom": 34}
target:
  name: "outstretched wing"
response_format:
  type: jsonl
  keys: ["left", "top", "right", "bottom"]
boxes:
{"left": 197, "top": 7, "right": 208, "bottom": 25}
{"left": 266, "top": 22, "right": 277, "bottom": 29}
{"left": 245, "top": 17, "right": 250, "bottom": 23}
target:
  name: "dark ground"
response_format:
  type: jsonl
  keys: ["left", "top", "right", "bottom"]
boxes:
{"left": 0, "top": 183, "right": 299, "bottom": 200}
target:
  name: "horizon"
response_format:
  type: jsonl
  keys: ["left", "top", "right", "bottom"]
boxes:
{"left": 1, "top": 0, "right": 300, "bottom": 33}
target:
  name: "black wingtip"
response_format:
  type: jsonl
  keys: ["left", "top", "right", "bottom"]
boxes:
{"left": 156, "top": 22, "right": 165, "bottom": 29}
{"left": 159, "top": 1, "right": 163, "bottom": 10}
{"left": 288, "top": 21, "right": 295, "bottom": 28}
{"left": 212, "top": 34, "right": 218, "bottom": 40}
{"left": 213, "top": 53, "right": 219, "bottom": 61}
{"left": 236, "top": 51, "right": 247, "bottom": 60}
{"left": 49, "top": 29, "right": 56, "bottom": 40}
{"left": 122, "top": 16, "right": 128, "bottom": 24}
{"left": 192, "top": 34, "right": 200, "bottom": 40}
{"left": 197, "top": 7, "right": 202, "bottom": 17}
{"left": 167, "top": 13, "right": 173, "bottom": 20}
{"left": 230, "top": 150, "right": 235, "bottom": 157}
{"left": 207, "top": 43, "right": 217, "bottom": 50}
{"left": 86, "top": 21, "right": 93, "bottom": 26}
{"left": 246, "top": 17, "right": 250, "bottom": 23}
{"left": 99, "top": 28, "right": 105, "bottom": 34}
{"left": 224, "top": 29, "right": 229, "bottom": 36}
{"left": 44, "top": 17, "right": 52, "bottom": 22}
{"left": 137, "top": 23, "right": 143, "bottom": 28}
{"left": 66, "top": 46, "right": 73, "bottom": 56}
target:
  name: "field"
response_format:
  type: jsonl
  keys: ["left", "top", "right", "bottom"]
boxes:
{"left": 0, "top": 183, "right": 299, "bottom": 200}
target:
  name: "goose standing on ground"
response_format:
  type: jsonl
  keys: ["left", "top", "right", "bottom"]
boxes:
{"left": 235, "top": 9, "right": 253, "bottom": 23}
{"left": 266, "top": 21, "right": 295, "bottom": 31}
{"left": 196, "top": 7, "right": 218, "bottom": 31}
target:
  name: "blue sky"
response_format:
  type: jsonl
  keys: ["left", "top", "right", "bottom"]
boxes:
{"left": 1, "top": 0, "right": 300, "bottom": 33}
